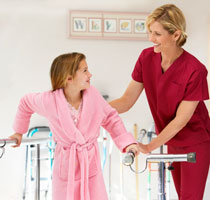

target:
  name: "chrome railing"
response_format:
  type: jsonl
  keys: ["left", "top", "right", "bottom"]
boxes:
{"left": 0, "top": 136, "right": 53, "bottom": 200}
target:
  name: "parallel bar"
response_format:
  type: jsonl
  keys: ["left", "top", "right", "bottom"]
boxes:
{"left": 146, "top": 153, "right": 196, "bottom": 163}
{"left": 123, "top": 153, "right": 196, "bottom": 166}
{"left": 0, "top": 137, "right": 52, "bottom": 146}
{"left": 0, "top": 134, "right": 53, "bottom": 200}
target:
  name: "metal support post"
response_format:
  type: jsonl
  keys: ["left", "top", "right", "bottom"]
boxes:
{"left": 35, "top": 144, "right": 41, "bottom": 200}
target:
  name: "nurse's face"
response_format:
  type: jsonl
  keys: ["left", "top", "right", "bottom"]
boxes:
{"left": 148, "top": 21, "right": 177, "bottom": 53}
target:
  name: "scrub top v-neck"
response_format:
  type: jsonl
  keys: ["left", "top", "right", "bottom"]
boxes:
{"left": 132, "top": 47, "right": 210, "bottom": 147}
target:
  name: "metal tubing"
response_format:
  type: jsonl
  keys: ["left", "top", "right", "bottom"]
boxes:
{"left": 28, "top": 126, "right": 50, "bottom": 135}
{"left": 158, "top": 162, "right": 166, "bottom": 200}
{"left": 166, "top": 163, "right": 171, "bottom": 200}
{"left": 123, "top": 152, "right": 196, "bottom": 167}
{"left": 146, "top": 153, "right": 196, "bottom": 163}
{"left": 0, "top": 135, "right": 52, "bottom": 200}
{"left": 0, "top": 138, "right": 17, "bottom": 145}
{"left": 123, "top": 151, "right": 196, "bottom": 200}
{"left": 158, "top": 146, "right": 165, "bottom": 200}
{"left": 35, "top": 144, "right": 41, "bottom": 200}
{"left": 123, "top": 151, "right": 135, "bottom": 166}
{"left": 0, "top": 137, "right": 52, "bottom": 146}
{"left": 22, "top": 146, "right": 28, "bottom": 200}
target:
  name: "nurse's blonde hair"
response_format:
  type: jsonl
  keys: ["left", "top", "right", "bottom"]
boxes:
{"left": 146, "top": 4, "right": 187, "bottom": 47}
{"left": 50, "top": 52, "right": 86, "bottom": 91}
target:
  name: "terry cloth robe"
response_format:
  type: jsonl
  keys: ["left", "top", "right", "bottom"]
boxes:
{"left": 13, "top": 85, "right": 137, "bottom": 200}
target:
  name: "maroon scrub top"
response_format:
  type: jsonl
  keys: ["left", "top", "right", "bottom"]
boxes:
{"left": 132, "top": 47, "right": 210, "bottom": 146}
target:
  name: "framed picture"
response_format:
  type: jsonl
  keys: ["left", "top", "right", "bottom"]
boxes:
{"left": 73, "top": 17, "right": 87, "bottom": 32}
{"left": 89, "top": 18, "right": 102, "bottom": 32}
{"left": 119, "top": 19, "right": 132, "bottom": 33}
{"left": 134, "top": 19, "right": 147, "bottom": 33}
{"left": 69, "top": 11, "right": 148, "bottom": 40}
{"left": 104, "top": 19, "right": 117, "bottom": 33}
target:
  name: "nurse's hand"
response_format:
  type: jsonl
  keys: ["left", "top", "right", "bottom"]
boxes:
{"left": 9, "top": 133, "right": 23, "bottom": 147}
{"left": 125, "top": 143, "right": 140, "bottom": 156}
{"left": 138, "top": 142, "right": 150, "bottom": 154}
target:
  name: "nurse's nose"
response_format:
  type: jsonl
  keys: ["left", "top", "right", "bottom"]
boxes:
{"left": 148, "top": 32, "right": 154, "bottom": 42}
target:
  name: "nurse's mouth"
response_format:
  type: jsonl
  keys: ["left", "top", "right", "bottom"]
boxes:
{"left": 154, "top": 44, "right": 160, "bottom": 47}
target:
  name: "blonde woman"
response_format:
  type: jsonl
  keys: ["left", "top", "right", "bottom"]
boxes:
{"left": 110, "top": 4, "right": 210, "bottom": 200}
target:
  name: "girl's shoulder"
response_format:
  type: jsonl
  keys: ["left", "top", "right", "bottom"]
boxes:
{"left": 84, "top": 85, "right": 101, "bottom": 98}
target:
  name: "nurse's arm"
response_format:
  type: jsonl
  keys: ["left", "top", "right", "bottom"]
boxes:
{"left": 109, "top": 80, "right": 144, "bottom": 113}
{"left": 139, "top": 100, "right": 199, "bottom": 154}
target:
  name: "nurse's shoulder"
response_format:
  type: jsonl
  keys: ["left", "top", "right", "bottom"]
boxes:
{"left": 140, "top": 47, "right": 156, "bottom": 58}
{"left": 137, "top": 47, "right": 158, "bottom": 65}
{"left": 183, "top": 50, "right": 206, "bottom": 72}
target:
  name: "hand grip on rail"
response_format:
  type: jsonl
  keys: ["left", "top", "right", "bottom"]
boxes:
{"left": 122, "top": 151, "right": 196, "bottom": 174}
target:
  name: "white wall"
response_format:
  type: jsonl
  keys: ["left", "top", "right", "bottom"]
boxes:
{"left": 0, "top": 0, "right": 210, "bottom": 199}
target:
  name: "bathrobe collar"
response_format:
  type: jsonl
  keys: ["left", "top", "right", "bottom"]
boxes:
{"left": 55, "top": 88, "right": 86, "bottom": 145}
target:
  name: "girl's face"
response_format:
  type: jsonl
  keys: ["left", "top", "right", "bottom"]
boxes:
{"left": 71, "top": 59, "right": 92, "bottom": 90}
{"left": 148, "top": 21, "right": 178, "bottom": 53}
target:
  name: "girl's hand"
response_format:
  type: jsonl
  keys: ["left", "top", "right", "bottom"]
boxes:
{"left": 125, "top": 143, "right": 140, "bottom": 156}
{"left": 9, "top": 133, "right": 23, "bottom": 147}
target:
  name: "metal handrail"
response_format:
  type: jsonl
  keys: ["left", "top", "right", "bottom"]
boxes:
{"left": 123, "top": 152, "right": 196, "bottom": 168}
{"left": 123, "top": 151, "right": 196, "bottom": 200}
{"left": 0, "top": 137, "right": 52, "bottom": 146}
{"left": 0, "top": 136, "right": 54, "bottom": 200}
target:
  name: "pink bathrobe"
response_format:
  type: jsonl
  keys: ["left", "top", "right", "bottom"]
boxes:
{"left": 13, "top": 85, "right": 137, "bottom": 200}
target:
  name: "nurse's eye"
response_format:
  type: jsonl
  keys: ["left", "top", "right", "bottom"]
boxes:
{"left": 155, "top": 32, "right": 161, "bottom": 36}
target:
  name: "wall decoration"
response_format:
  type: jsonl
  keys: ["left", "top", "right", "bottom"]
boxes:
{"left": 73, "top": 18, "right": 87, "bottom": 32}
{"left": 134, "top": 19, "right": 147, "bottom": 33}
{"left": 69, "top": 11, "right": 148, "bottom": 40}
{"left": 89, "top": 18, "right": 102, "bottom": 32}
{"left": 104, "top": 19, "right": 117, "bottom": 33}
{"left": 119, "top": 19, "right": 132, "bottom": 33}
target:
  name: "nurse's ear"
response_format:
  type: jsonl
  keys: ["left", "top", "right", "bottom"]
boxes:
{"left": 173, "top": 30, "right": 181, "bottom": 42}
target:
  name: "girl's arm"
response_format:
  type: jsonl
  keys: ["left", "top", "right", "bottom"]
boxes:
{"left": 101, "top": 101, "right": 138, "bottom": 153}
{"left": 109, "top": 80, "right": 144, "bottom": 113}
{"left": 138, "top": 100, "right": 199, "bottom": 154}
{"left": 13, "top": 92, "right": 50, "bottom": 135}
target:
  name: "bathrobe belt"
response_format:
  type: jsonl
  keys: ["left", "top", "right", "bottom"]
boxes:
{"left": 65, "top": 140, "right": 97, "bottom": 200}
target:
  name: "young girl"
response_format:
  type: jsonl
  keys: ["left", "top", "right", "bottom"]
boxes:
{"left": 9, "top": 52, "right": 139, "bottom": 200}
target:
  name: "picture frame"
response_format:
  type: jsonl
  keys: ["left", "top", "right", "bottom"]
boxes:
{"left": 88, "top": 18, "right": 102, "bottom": 32}
{"left": 69, "top": 11, "right": 148, "bottom": 40}
{"left": 104, "top": 19, "right": 117, "bottom": 33}
{"left": 73, "top": 17, "right": 87, "bottom": 32}
{"left": 134, "top": 19, "right": 147, "bottom": 33}
{"left": 119, "top": 19, "right": 132, "bottom": 33}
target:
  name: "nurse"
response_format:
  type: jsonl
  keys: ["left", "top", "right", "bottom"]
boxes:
{"left": 110, "top": 4, "right": 210, "bottom": 200}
